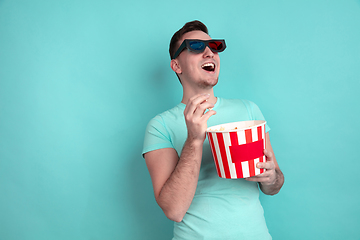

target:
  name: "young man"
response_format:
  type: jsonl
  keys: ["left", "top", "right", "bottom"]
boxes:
{"left": 142, "top": 20, "right": 284, "bottom": 239}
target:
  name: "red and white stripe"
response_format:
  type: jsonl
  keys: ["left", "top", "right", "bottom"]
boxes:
{"left": 207, "top": 125, "right": 266, "bottom": 179}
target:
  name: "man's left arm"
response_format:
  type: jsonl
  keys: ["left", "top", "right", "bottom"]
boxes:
{"left": 245, "top": 132, "right": 284, "bottom": 195}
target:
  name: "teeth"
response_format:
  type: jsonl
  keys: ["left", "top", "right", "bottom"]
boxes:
{"left": 201, "top": 62, "right": 215, "bottom": 71}
{"left": 202, "top": 63, "right": 215, "bottom": 68}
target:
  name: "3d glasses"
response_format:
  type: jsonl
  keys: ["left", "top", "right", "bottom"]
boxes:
{"left": 172, "top": 39, "right": 226, "bottom": 59}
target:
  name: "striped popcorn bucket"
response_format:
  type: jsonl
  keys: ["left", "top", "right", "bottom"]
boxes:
{"left": 206, "top": 120, "right": 266, "bottom": 179}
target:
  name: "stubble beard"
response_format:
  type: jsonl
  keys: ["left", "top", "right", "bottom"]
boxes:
{"left": 198, "top": 77, "right": 219, "bottom": 89}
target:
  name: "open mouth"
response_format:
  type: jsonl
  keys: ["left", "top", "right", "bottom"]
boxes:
{"left": 201, "top": 62, "right": 215, "bottom": 72}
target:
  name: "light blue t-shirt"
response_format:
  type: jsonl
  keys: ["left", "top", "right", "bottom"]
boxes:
{"left": 143, "top": 98, "right": 272, "bottom": 240}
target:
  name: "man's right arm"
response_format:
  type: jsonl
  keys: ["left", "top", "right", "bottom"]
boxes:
{"left": 144, "top": 94, "right": 216, "bottom": 222}
{"left": 144, "top": 139, "right": 203, "bottom": 222}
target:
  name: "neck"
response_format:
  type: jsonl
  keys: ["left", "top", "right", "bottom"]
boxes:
{"left": 181, "top": 88, "right": 217, "bottom": 105}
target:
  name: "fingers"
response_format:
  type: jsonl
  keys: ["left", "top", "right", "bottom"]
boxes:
{"left": 264, "top": 149, "right": 273, "bottom": 159}
{"left": 184, "top": 94, "right": 215, "bottom": 121}
{"left": 245, "top": 166, "right": 277, "bottom": 185}
{"left": 245, "top": 173, "right": 273, "bottom": 184}
{"left": 183, "top": 94, "right": 216, "bottom": 142}
{"left": 202, "top": 108, "right": 217, "bottom": 122}
{"left": 247, "top": 150, "right": 276, "bottom": 183}
{"left": 256, "top": 161, "right": 275, "bottom": 171}
{"left": 185, "top": 94, "right": 211, "bottom": 112}
{"left": 244, "top": 143, "right": 278, "bottom": 185}
{"left": 185, "top": 94, "right": 209, "bottom": 113}
{"left": 255, "top": 149, "right": 275, "bottom": 170}
{"left": 193, "top": 101, "right": 215, "bottom": 119}
{"left": 245, "top": 164, "right": 274, "bottom": 182}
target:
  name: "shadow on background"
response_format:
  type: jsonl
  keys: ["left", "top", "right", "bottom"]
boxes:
{"left": 126, "top": 141, "right": 173, "bottom": 239}
{"left": 125, "top": 61, "right": 177, "bottom": 239}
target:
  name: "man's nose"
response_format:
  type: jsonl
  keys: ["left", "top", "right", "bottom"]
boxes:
{"left": 203, "top": 46, "right": 214, "bottom": 57}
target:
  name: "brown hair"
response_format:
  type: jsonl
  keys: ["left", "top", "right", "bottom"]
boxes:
{"left": 169, "top": 20, "right": 209, "bottom": 60}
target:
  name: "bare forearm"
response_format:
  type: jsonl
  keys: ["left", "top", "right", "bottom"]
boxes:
{"left": 260, "top": 169, "right": 284, "bottom": 195}
{"left": 157, "top": 139, "right": 203, "bottom": 222}
{"left": 154, "top": 94, "right": 216, "bottom": 222}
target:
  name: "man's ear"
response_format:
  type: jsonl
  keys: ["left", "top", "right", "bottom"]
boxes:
{"left": 170, "top": 59, "right": 182, "bottom": 74}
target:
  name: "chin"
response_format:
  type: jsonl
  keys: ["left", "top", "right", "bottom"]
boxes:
{"left": 199, "top": 77, "right": 218, "bottom": 88}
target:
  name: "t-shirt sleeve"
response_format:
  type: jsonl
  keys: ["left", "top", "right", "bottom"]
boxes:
{"left": 243, "top": 100, "right": 271, "bottom": 133}
{"left": 142, "top": 115, "right": 174, "bottom": 157}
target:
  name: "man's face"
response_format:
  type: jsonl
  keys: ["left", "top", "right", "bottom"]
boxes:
{"left": 173, "top": 30, "right": 221, "bottom": 89}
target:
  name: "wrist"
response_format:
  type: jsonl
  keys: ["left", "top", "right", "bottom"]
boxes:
{"left": 260, "top": 169, "right": 284, "bottom": 195}
{"left": 186, "top": 135, "right": 205, "bottom": 148}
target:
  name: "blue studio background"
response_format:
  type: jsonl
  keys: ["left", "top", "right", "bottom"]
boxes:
{"left": 1, "top": 0, "right": 360, "bottom": 239}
